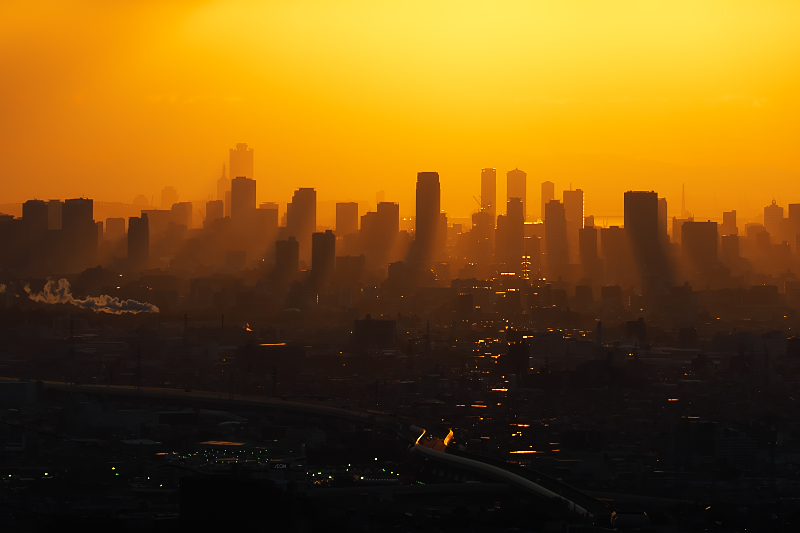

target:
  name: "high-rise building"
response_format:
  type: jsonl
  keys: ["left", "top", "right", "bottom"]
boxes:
{"left": 541, "top": 181, "right": 554, "bottom": 222}
{"left": 128, "top": 213, "right": 149, "bottom": 271}
{"left": 470, "top": 211, "right": 494, "bottom": 266}
{"left": 720, "top": 210, "right": 737, "bottom": 237}
{"left": 544, "top": 199, "right": 568, "bottom": 279}
{"left": 287, "top": 188, "right": 316, "bottom": 264}
{"left": 599, "top": 226, "right": 632, "bottom": 287}
{"left": 217, "top": 164, "right": 231, "bottom": 217}
{"left": 336, "top": 202, "right": 359, "bottom": 236}
{"left": 105, "top": 217, "right": 125, "bottom": 241}
{"left": 624, "top": 191, "right": 665, "bottom": 284}
{"left": 62, "top": 198, "right": 94, "bottom": 232}
{"left": 47, "top": 200, "right": 63, "bottom": 230}
{"left": 229, "top": 143, "right": 254, "bottom": 180}
{"left": 496, "top": 197, "right": 524, "bottom": 272}
{"left": 274, "top": 236, "right": 299, "bottom": 282}
{"left": 206, "top": 200, "right": 224, "bottom": 226}
{"left": 231, "top": 176, "right": 256, "bottom": 221}
{"left": 22, "top": 199, "right": 48, "bottom": 236}
{"left": 563, "top": 189, "right": 584, "bottom": 262}
{"left": 764, "top": 200, "right": 784, "bottom": 241}
{"left": 579, "top": 225, "right": 598, "bottom": 280}
{"left": 311, "top": 230, "right": 336, "bottom": 290}
{"left": 658, "top": 197, "right": 668, "bottom": 243}
{"left": 411, "top": 172, "right": 441, "bottom": 267}
{"left": 160, "top": 186, "right": 179, "bottom": 209}
{"left": 171, "top": 202, "right": 193, "bottom": 228}
{"left": 721, "top": 234, "right": 739, "bottom": 267}
{"left": 480, "top": 168, "right": 497, "bottom": 225}
{"left": 682, "top": 221, "right": 718, "bottom": 274}
{"left": 507, "top": 168, "right": 527, "bottom": 221}
{"left": 789, "top": 205, "right": 800, "bottom": 251}
{"left": 360, "top": 202, "right": 400, "bottom": 270}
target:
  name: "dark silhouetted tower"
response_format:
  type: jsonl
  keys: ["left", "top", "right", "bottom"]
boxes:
{"left": 274, "top": 236, "right": 299, "bottom": 282}
{"left": 507, "top": 168, "right": 527, "bottom": 221}
{"left": 217, "top": 164, "right": 231, "bottom": 217}
{"left": 541, "top": 181, "right": 554, "bottom": 222}
{"left": 128, "top": 213, "right": 149, "bottom": 271}
{"left": 682, "top": 221, "right": 718, "bottom": 274}
{"left": 721, "top": 210, "right": 738, "bottom": 237}
{"left": 206, "top": 200, "right": 224, "bottom": 226}
{"left": 658, "top": 197, "right": 668, "bottom": 243}
{"left": 624, "top": 191, "right": 666, "bottom": 286}
{"left": 411, "top": 172, "right": 441, "bottom": 267}
{"left": 63, "top": 197, "right": 96, "bottom": 271}
{"left": 287, "top": 188, "right": 316, "bottom": 265}
{"left": 497, "top": 197, "right": 524, "bottom": 272}
{"left": 311, "top": 230, "right": 336, "bottom": 290}
{"left": 171, "top": 201, "right": 193, "bottom": 228}
{"left": 563, "top": 188, "right": 584, "bottom": 262}
{"left": 231, "top": 176, "right": 256, "bottom": 222}
{"left": 47, "top": 199, "right": 63, "bottom": 230}
{"left": 544, "top": 199, "right": 568, "bottom": 279}
{"left": 22, "top": 199, "right": 48, "bottom": 237}
{"left": 579, "top": 224, "right": 598, "bottom": 279}
{"left": 336, "top": 202, "right": 359, "bottom": 236}
{"left": 480, "top": 168, "right": 497, "bottom": 225}
{"left": 764, "top": 200, "right": 783, "bottom": 241}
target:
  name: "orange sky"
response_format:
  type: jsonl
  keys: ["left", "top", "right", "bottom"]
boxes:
{"left": 2, "top": 0, "right": 800, "bottom": 222}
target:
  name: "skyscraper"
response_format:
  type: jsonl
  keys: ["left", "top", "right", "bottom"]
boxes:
{"left": 311, "top": 230, "right": 336, "bottom": 290}
{"left": 541, "top": 181, "right": 554, "bottom": 222}
{"left": 657, "top": 197, "right": 668, "bottom": 243}
{"left": 128, "top": 213, "right": 149, "bottom": 271}
{"left": 231, "top": 176, "right": 256, "bottom": 221}
{"left": 480, "top": 168, "right": 497, "bottom": 225}
{"left": 47, "top": 200, "right": 63, "bottom": 230}
{"left": 22, "top": 199, "right": 48, "bottom": 237}
{"left": 764, "top": 200, "right": 784, "bottom": 241}
{"left": 682, "top": 221, "right": 718, "bottom": 275}
{"left": 274, "top": 236, "right": 299, "bottom": 282}
{"left": 206, "top": 200, "right": 224, "bottom": 226}
{"left": 217, "top": 164, "right": 230, "bottom": 217}
{"left": 544, "top": 199, "right": 568, "bottom": 279}
{"left": 411, "top": 172, "right": 441, "bottom": 267}
{"left": 497, "top": 197, "right": 524, "bottom": 272}
{"left": 229, "top": 143, "right": 254, "bottom": 180}
{"left": 171, "top": 202, "right": 193, "bottom": 228}
{"left": 336, "top": 202, "right": 359, "bottom": 236}
{"left": 624, "top": 190, "right": 666, "bottom": 286}
{"left": 507, "top": 168, "right": 527, "bottom": 221}
{"left": 720, "top": 210, "right": 737, "bottom": 237}
{"left": 287, "top": 188, "right": 316, "bottom": 265}
{"left": 562, "top": 189, "right": 584, "bottom": 262}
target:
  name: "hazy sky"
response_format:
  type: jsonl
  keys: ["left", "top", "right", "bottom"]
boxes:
{"left": 2, "top": 0, "right": 800, "bottom": 221}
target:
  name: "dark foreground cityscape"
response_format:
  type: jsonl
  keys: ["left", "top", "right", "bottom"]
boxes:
{"left": 4, "top": 145, "right": 800, "bottom": 532}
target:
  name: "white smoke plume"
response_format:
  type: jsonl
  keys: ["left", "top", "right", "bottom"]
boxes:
{"left": 24, "top": 278, "right": 159, "bottom": 314}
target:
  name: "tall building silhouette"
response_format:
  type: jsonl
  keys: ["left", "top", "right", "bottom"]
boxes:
{"left": 579, "top": 224, "right": 599, "bottom": 281}
{"left": 336, "top": 202, "right": 359, "bottom": 236}
{"left": 682, "top": 221, "right": 718, "bottom": 275}
{"left": 311, "top": 230, "right": 336, "bottom": 290}
{"left": 541, "top": 181, "right": 554, "bottom": 222}
{"left": 171, "top": 202, "right": 193, "bottom": 228}
{"left": 563, "top": 189, "right": 584, "bottom": 263}
{"left": 231, "top": 176, "right": 256, "bottom": 221}
{"left": 274, "top": 236, "right": 299, "bottom": 282}
{"left": 287, "top": 188, "right": 316, "bottom": 265}
{"left": 217, "top": 164, "right": 231, "bottom": 217}
{"left": 624, "top": 190, "right": 666, "bottom": 288}
{"left": 411, "top": 172, "right": 441, "bottom": 267}
{"left": 658, "top": 197, "right": 668, "bottom": 243}
{"left": 206, "top": 200, "right": 224, "bottom": 226}
{"left": 47, "top": 199, "right": 62, "bottom": 230}
{"left": 507, "top": 168, "right": 527, "bottom": 221}
{"left": 544, "top": 199, "right": 568, "bottom": 279}
{"left": 764, "top": 200, "right": 784, "bottom": 241}
{"left": 128, "top": 213, "right": 149, "bottom": 271}
{"left": 480, "top": 168, "right": 497, "bottom": 225}
{"left": 496, "top": 197, "right": 524, "bottom": 272}
{"left": 229, "top": 143, "right": 254, "bottom": 180}
{"left": 22, "top": 200, "right": 48, "bottom": 237}
{"left": 720, "top": 210, "right": 738, "bottom": 237}
{"left": 361, "top": 202, "right": 400, "bottom": 270}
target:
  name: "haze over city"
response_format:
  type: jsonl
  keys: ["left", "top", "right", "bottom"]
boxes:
{"left": 4, "top": 2, "right": 800, "bottom": 532}
{"left": 3, "top": 0, "right": 800, "bottom": 220}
